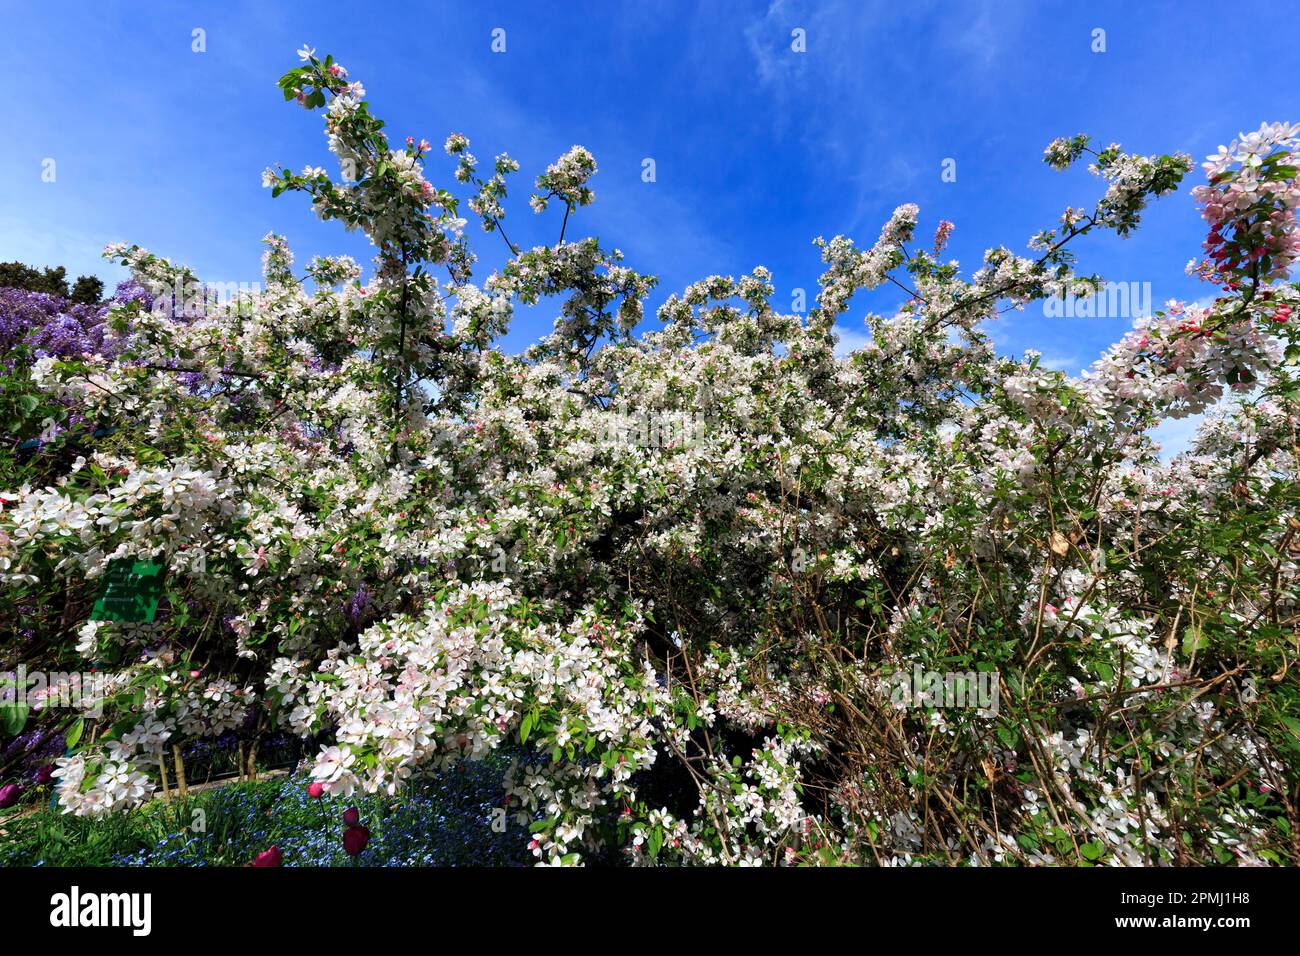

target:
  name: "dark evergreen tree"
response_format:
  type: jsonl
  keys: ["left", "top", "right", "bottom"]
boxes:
{"left": 70, "top": 275, "right": 104, "bottom": 305}
{"left": 0, "top": 261, "right": 104, "bottom": 302}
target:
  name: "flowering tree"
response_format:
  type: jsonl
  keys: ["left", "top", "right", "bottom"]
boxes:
{"left": 2, "top": 47, "right": 1298, "bottom": 865}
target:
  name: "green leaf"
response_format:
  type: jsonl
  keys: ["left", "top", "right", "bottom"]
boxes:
{"left": 648, "top": 827, "right": 663, "bottom": 859}
{"left": 65, "top": 717, "right": 85, "bottom": 750}
{"left": 1280, "top": 715, "right": 1300, "bottom": 741}
{"left": 2, "top": 703, "right": 30, "bottom": 737}
{"left": 1182, "top": 626, "right": 1206, "bottom": 656}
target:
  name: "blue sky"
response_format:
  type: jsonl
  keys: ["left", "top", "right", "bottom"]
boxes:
{"left": 2, "top": 0, "right": 1297, "bottom": 447}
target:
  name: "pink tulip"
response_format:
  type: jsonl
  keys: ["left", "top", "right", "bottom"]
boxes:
{"left": 0, "top": 784, "right": 21, "bottom": 808}
{"left": 307, "top": 782, "right": 325, "bottom": 799}
{"left": 343, "top": 824, "right": 370, "bottom": 856}
{"left": 252, "top": 845, "right": 282, "bottom": 867}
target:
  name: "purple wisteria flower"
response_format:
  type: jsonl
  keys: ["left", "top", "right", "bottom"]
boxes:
{"left": 0, "top": 280, "right": 149, "bottom": 368}
{"left": 345, "top": 585, "right": 371, "bottom": 625}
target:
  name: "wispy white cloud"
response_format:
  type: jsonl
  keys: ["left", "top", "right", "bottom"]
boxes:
{"left": 0, "top": 215, "right": 128, "bottom": 288}
{"left": 832, "top": 321, "right": 872, "bottom": 357}
{"left": 1037, "top": 353, "right": 1079, "bottom": 371}
{"left": 743, "top": 0, "right": 811, "bottom": 107}
{"left": 735, "top": 0, "right": 1023, "bottom": 238}
{"left": 939, "top": 0, "right": 1005, "bottom": 74}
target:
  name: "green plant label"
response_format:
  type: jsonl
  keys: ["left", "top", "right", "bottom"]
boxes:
{"left": 90, "top": 559, "right": 166, "bottom": 623}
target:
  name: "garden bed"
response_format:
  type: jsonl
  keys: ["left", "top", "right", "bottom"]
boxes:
{"left": 0, "top": 756, "right": 528, "bottom": 867}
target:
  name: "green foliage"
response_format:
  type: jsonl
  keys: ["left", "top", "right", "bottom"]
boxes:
{"left": 0, "top": 260, "right": 103, "bottom": 301}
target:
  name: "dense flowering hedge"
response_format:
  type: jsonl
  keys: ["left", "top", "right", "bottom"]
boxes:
{"left": 2, "top": 48, "right": 1298, "bottom": 865}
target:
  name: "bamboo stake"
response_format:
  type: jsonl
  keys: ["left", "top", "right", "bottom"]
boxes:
{"left": 157, "top": 749, "right": 171, "bottom": 804}
{"left": 172, "top": 744, "right": 188, "bottom": 799}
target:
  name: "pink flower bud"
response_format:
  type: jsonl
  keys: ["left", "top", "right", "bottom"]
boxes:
{"left": 307, "top": 782, "right": 325, "bottom": 799}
